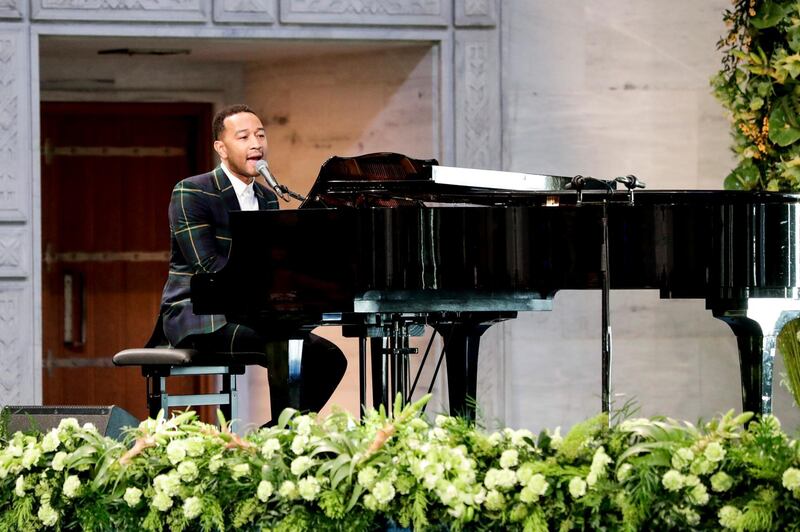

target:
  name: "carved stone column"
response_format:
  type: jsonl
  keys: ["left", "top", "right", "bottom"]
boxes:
{"left": 0, "top": 24, "right": 34, "bottom": 405}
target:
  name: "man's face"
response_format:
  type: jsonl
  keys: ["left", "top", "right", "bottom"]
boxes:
{"left": 213, "top": 111, "right": 267, "bottom": 182}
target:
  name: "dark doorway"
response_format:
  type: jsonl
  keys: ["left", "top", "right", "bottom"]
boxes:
{"left": 41, "top": 101, "right": 213, "bottom": 420}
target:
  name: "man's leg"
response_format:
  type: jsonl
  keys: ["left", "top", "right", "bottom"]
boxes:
{"left": 177, "top": 325, "right": 347, "bottom": 419}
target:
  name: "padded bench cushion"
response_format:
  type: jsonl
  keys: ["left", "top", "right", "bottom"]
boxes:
{"left": 113, "top": 348, "right": 197, "bottom": 366}
{"left": 113, "top": 348, "right": 268, "bottom": 367}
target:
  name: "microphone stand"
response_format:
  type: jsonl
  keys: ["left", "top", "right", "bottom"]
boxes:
{"left": 275, "top": 185, "right": 307, "bottom": 202}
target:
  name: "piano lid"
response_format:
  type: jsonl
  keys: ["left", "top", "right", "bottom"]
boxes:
{"left": 431, "top": 165, "right": 572, "bottom": 191}
{"left": 301, "top": 152, "right": 584, "bottom": 209}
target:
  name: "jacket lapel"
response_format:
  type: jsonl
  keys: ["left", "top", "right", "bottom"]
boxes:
{"left": 213, "top": 166, "right": 242, "bottom": 213}
{"left": 254, "top": 183, "right": 278, "bottom": 210}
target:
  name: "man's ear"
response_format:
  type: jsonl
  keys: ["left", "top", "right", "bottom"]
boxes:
{"left": 213, "top": 140, "right": 227, "bottom": 160}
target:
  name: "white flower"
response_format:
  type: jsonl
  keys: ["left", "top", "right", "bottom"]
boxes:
{"left": 298, "top": 476, "right": 321, "bottom": 501}
{"left": 519, "top": 485, "right": 540, "bottom": 503}
{"left": 261, "top": 438, "right": 281, "bottom": 458}
{"left": 681, "top": 507, "right": 700, "bottom": 526}
{"left": 435, "top": 481, "right": 458, "bottom": 505}
{"left": 487, "top": 433, "right": 502, "bottom": 447}
{"left": 372, "top": 480, "right": 396, "bottom": 505}
{"left": 499, "top": 450, "right": 519, "bottom": 469}
{"left": 528, "top": 474, "right": 548, "bottom": 496}
{"left": 182, "top": 437, "right": 204, "bottom": 457}
{"left": 291, "top": 435, "right": 309, "bottom": 455}
{"left": 616, "top": 463, "right": 633, "bottom": 482}
{"left": 711, "top": 471, "right": 734, "bottom": 492}
{"left": 257, "top": 480, "right": 274, "bottom": 502}
{"left": 166, "top": 440, "right": 187, "bottom": 465}
{"left": 183, "top": 496, "right": 202, "bottom": 519}
{"left": 511, "top": 429, "right": 534, "bottom": 448}
{"left": 123, "top": 487, "right": 142, "bottom": 507}
{"left": 231, "top": 463, "right": 250, "bottom": 480}
{"left": 62, "top": 475, "right": 81, "bottom": 498}
{"left": 209, "top": 454, "right": 223, "bottom": 473}
{"left": 718, "top": 505, "right": 743, "bottom": 529}
{"left": 688, "top": 483, "right": 709, "bottom": 506}
{"left": 568, "top": 477, "right": 586, "bottom": 498}
{"left": 363, "top": 493, "right": 378, "bottom": 511}
{"left": 357, "top": 467, "right": 378, "bottom": 489}
{"left": 37, "top": 502, "right": 58, "bottom": 527}
{"left": 704, "top": 441, "right": 726, "bottom": 463}
{"left": 294, "top": 415, "right": 313, "bottom": 436}
{"left": 684, "top": 474, "right": 700, "bottom": 487}
{"left": 484, "top": 489, "right": 505, "bottom": 511}
{"left": 153, "top": 473, "right": 180, "bottom": 497}
{"left": 783, "top": 467, "right": 800, "bottom": 491}
{"left": 447, "top": 503, "right": 466, "bottom": 519}
{"left": 41, "top": 430, "right": 60, "bottom": 453}
{"left": 690, "top": 457, "right": 716, "bottom": 476}
{"left": 516, "top": 463, "right": 535, "bottom": 486}
{"left": 662, "top": 470, "right": 685, "bottom": 492}
{"left": 178, "top": 461, "right": 198, "bottom": 482}
{"left": 82, "top": 422, "right": 97, "bottom": 433}
{"left": 484, "top": 468, "right": 516, "bottom": 490}
{"left": 549, "top": 427, "right": 563, "bottom": 449}
{"left": 671, "top": 447, "right": 694, "bottom": 470}
{"left": 21, "top": 447, "right": 42, "bottom": 469}
{"left": 51, "top": 452, "right": 68, "bottom": 472}
{"left": 57, "top": 418, "right": 80, "bottom": 432}
{"left": 291, "top": 456, "right": 313, "bottom": 476}
{"left": 152, "top": 491, "right": 173, "bottom": 512}
{"left": 435, "top": 415, "right": 448, "bottom": 427}
{"left": 14, "top": 475, "right": 26, "bottom": 497}
{"left": 431, "top": 428, "right": 448, "bottom": 441}
{"left": 590, "top": 447, "right": 613, "bottom": 474}
{"left": 279, "top": 480, "right": 298, "bottom": 499}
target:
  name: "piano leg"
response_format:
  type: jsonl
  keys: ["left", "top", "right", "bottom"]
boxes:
{"left": 712, "top": 299, "right": 800, "bottom": 414}
{"left": 433, "top": 312, "right": 515, "bottom": 421}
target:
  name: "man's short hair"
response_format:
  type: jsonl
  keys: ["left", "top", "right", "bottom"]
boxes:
{"left": 212, "top": 104, "right": 258, "bottom": 140}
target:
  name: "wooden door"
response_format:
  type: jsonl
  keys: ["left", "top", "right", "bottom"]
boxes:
{"left": 41, "top": 102, "right": 213, "bottom": 421}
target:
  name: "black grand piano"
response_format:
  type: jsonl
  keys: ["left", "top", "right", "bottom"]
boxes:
{"left": 192, "top": 153, "right": 800, "bottom": 418}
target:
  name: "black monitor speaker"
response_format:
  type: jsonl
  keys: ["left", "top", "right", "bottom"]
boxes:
{"left": 1, "top": 405, "right": 139, "bottom": 440}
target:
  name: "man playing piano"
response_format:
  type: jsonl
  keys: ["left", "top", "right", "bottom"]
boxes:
{"left": 156, "top": 104, "right": 347, "bottom": 422}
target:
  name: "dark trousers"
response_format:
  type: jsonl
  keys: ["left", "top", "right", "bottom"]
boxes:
{"left": 177, "top": 324, "right": 347, "bottom": 421}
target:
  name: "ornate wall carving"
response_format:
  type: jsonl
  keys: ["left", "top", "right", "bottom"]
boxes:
{"left": 33, "top": 0, "right": 209, "bottom": 22}
{"left": 0, "top": 227, "right": 27, "bottom": 277}
{"left": 214, "top": 0, "right": 274, "bottom": 23}
{"left": 455, "top": 0, "right": 496, "bottom": 27}
{"left": 280, "top": 0, "right": 448, "bottom": 26}
{"left": 455, "top": 30, "right": 500, "bottom": 170}
{"left": 0, "top": 31, "right": 26, "bottom": 222}
{"left": 0, "top": 0, "right": 22, "bottom": 19}
{"left": 0, "top": 286, "right": 31, "bottom": 405}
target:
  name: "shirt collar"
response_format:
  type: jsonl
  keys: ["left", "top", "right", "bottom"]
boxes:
{"left": 221, "top": 162, "right": 254, "bottom": 197}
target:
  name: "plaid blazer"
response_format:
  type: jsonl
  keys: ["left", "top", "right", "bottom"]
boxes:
{"left": 158, "top": 166, "right": 278, "bottom": 346}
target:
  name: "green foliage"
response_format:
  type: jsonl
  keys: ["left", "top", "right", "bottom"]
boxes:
{"left": 1, "top": 400, "right": 800, "bottom": 530}
{"left": 713, "top": 0, "right": 800, "bottom": 190}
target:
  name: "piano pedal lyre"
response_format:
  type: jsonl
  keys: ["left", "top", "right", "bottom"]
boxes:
{"left": 368, "top": 314, "right": 424, "bottom": 413}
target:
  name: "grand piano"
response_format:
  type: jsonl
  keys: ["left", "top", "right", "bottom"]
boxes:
{"left": 192, "top": 153, "right": 800, "bottom": 419}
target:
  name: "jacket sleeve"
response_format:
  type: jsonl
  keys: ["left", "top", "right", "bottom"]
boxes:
{"left": 168, "top": 180, "right": 228, "bottom": 273}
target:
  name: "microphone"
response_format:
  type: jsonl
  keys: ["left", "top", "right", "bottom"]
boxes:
{"left": 255, "top": 159, "right": 288, "bottom": 201}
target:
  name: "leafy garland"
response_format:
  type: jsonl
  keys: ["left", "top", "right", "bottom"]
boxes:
{"left": 1, "top": 397, "right": 800, "bottom": 531}
{"left": 712, "top": 0, "right": 800, "bottom": 190}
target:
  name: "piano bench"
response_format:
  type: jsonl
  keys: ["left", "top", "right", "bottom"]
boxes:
{"left": 112, "top": 348, "right": 266, "bottom": 429}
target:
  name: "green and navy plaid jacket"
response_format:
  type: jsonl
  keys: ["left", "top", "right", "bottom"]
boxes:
{"left": 159, "top": 166, "right": 278, "bottom": 346}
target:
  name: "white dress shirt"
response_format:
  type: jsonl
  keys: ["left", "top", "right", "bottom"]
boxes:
{"left": 221, "top": 163, "right": 259, "bottom": 211}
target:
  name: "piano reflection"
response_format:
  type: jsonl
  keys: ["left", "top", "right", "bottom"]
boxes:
{"left": 192, "top": 152, "right": 800, "bottom": 419}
